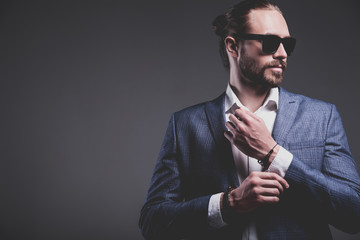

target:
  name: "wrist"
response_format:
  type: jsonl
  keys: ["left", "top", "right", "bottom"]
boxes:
{"left": 220, "top": 186, "right": 236, "bottom": 224}
{"left": 258, "top": 142, "right": 278, "bottom": 168}
{"left": 267, "top": 144, "right": 280, "bottom": 166}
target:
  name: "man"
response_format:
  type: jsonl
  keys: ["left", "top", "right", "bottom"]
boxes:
{"left": 139, "top": 0, "right": 360, "bottom": 239}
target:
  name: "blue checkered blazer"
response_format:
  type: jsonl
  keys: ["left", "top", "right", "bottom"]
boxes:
{"left": 139, "top": 87, "right": 360, "bottom": 240}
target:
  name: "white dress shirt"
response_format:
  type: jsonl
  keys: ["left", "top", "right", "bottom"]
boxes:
{"left": 208, "top": 84, "right": 293, "bottom": 239}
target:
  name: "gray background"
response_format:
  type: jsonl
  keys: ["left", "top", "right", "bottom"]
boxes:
{"left": 1, "top": 0, "right": 360, "bottom": 239}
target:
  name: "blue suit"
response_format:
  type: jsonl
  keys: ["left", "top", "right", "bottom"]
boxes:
{"left": 139, "top": 87, "right": 360, "bottom": 240}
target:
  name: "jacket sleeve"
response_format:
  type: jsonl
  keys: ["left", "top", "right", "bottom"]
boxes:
{"left": 139, "top": 114, "right": 212, "bottom": 240}
{"left": 285, "top": 104, "right": 360, "bottom": 234}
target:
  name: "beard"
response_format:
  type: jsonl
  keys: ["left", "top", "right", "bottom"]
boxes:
{"left": 239, "top": 49, "right": 287, "bottom": 88}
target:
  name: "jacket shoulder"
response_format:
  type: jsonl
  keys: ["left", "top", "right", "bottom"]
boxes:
{"left": 280, "top": 87, "right": 334, "bottom": 111}
{"left": 172, "top": 93, "right": 224, "bottom": 121}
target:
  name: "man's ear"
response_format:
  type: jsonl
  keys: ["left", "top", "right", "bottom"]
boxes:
{"left": 224, "top": 36, "right": 239, "bottom": 58}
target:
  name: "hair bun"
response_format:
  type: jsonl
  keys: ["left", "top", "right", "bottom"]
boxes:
{"left": 212, "top": 14, "right": 228, "bottom": 37}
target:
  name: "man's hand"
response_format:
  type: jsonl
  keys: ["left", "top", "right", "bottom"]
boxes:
{"left": 228, "top": 171, "right": 289, "bottom": 213}
{"left": 224, "top": 107, "right": 278, "bottom": 161}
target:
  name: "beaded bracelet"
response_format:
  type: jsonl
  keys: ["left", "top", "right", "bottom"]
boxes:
{"left": 221, "top": 186, "right": 236, "bottom": 224}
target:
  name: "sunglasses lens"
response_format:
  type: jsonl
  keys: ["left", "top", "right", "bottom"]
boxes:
{"left": 283, "top": 38, "right": 296, "bottom": 56}
{"left": 262, "top": 35, "right": 281, "bottom": 54}
{"left": 262, "top": 36, "right": 296, "bottom": 55}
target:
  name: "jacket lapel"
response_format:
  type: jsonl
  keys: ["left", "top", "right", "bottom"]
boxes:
{"left": 272, "top": 87, "right": 299, "bottom": 146}
{"left": 205, "top": 93, "right": 239, "bottom": 188}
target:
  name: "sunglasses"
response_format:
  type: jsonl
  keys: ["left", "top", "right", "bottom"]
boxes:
{"left": 234, "top": 34, "right": 296, "bottom": 56}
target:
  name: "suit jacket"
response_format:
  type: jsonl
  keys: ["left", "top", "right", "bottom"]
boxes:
{"left": 139, "top": 87, "right": 360, "bottom": 240}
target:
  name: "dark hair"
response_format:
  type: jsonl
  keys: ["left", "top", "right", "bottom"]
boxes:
{"left": 212, "top": 0, "right": 282, "bottom": 69}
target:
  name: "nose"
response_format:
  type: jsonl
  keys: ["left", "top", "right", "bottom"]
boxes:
{"left": 273, "top": 43, "right": 287, "bottom": 60}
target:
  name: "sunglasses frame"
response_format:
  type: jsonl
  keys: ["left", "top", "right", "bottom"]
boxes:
{"left": 233, "top": 34, "right": 296, "bottom": 56}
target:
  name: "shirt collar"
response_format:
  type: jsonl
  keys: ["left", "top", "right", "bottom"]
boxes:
{"left": 225, "top": 83, "right": 279, "bottom": 114}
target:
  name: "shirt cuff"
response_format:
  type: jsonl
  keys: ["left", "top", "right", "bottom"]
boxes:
{"left": 267, "top": 146, "right": 293, "bottom": 177}
{"left": 208, "top": 193, "right": 227, "bottom": 229}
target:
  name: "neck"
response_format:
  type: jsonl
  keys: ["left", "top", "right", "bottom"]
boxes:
{"left": 230, "top": 69, "right": 271, "bottom": 112}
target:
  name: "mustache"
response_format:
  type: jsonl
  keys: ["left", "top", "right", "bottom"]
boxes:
{"left": 266, "top": 60, "right": 287, "bottom": 70}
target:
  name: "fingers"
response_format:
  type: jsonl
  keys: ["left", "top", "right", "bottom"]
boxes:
{"left": 249, "top": 173, "right": 288, "bottom": 204}
{"left": 260, "top": 187, "right": 281, "bottom": 197}
{"left": 228, "top": 114, "right": 246, "bottom": 133}
{"left": 227, "top": 114, "right": 247, "bottom": 142}
{"left": 225, "top": 119, "right": 237, "bottom": 133}
{"left": 246, "top": 172, "right": 289, "bottom": 202}
{"left": 225, "top": 120, "right": 243, "bottom": 144}
{"left": 227, "top": 107, "right": 262, "bottom": 134}
{"left": 225, "top": 107, "right": 251, "bottom": 135}
{"left": 253, "top": 171, "right": 290, "bottom": 189}
{"left": 260, "top": 180, "right": 284, "bottom": 193}
{"left": 258, "top": 195, "right": 280, "bottom": 203}
{"left": 233, "top": 107, "right": 258, "bottom": 124}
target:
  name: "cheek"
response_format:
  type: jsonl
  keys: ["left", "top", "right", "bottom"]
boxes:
{"left": 256, "top": 59, "right": 269, "bottom": 70}
{"left": 242, "top": 41, "right": 261, "bottom": 56}
{"left": 260, "top": 57, "right": 275, "bottom": 68}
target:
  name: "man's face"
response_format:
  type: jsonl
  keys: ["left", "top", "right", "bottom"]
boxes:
{"left": 238, "top": 9, "right": 290, "bottom": 87}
